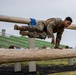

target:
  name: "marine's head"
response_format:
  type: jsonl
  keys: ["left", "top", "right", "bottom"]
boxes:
{"left": 63, "top": 17, "right": 72, "bottom": 28}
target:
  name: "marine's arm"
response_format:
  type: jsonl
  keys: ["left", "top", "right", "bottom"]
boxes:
{"left": 55, "top": 31, "right": 63, "bottom": 49}
{"left": 51, "top": 35, "right": 55, "bottom": 44}
{"left": 47, "top": 19, "right": 56, "bottom": 38}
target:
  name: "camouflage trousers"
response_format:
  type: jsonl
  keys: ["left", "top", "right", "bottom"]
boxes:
{"left": 18, "top": 21, "right": 45, "bottom": 32}
{"left": 34, "top": 21, "right": 45, "bottom": 31}
{"left": 20, "top": 21, "right": 47, "bottom": 39}
{"left": 15, "top": 21, "right": 53, "bottom": 39}
{"left": 28, "top": 31, "right": 47, "bottom": 39}
{"left": 25, "top": 21, "right": 53, "bottom": 38}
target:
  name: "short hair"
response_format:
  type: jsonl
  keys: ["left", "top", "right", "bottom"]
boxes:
{"left": 65, "top": 17, "right": 72, "bottom": 23}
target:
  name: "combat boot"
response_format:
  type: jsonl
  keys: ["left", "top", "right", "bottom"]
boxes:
{"left": 14, "top": 25, "right": 19, "bottom": 30}
{"left": 14, "top": 25, "right": 27, "bottom": 30}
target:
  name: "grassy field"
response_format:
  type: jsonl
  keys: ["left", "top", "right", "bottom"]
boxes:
{"left": 2, "top": 58, "right": 76, "bottom": 66}
{"left": 1, "top": 58, "right": 76, "bottom": 75}
{"left": 21, "top": 58, "right": 76, "bottom": 75}
{"left": 36, "top": 59, "right": 76, "bottom": 75}
{"left": 33, "top": 59, "right": 76, "bottom": 75}
{"left": 36, "top": 59, "right": 69, "bottom": 65}
{"left": 21, "top": 59, "right": 72, "bottom": 65}
{"left": 48, "top": 71, "right": 76, "bottom": 75}
{"left": 37, "top": 59, "right": 76, "bottom": 75}
{"left": 36, "top": 58, "right": 76, "bottom": 65}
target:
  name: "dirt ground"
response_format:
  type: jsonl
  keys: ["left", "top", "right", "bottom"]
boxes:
{"left": 0, "top": 65, "right": 76, "bottom": 75}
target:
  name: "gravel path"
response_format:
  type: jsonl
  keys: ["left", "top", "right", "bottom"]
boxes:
{"left": 0, "top": 65, "right": 76, "bottom": 75}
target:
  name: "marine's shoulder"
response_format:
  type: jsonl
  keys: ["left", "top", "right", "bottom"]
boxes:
{"left": 55, "top": 18, "right": 62, "bottom": 22}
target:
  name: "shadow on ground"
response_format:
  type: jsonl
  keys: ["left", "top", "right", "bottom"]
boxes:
{"left": 0, "top": 65, "right": 76, "bottom": 75}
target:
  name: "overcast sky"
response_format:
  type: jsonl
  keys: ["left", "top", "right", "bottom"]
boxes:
{"left": 0, "top": 0, "right": 76, "bottom": 48}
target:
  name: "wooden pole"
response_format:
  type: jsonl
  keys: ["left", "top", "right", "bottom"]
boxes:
{"left": 0, "top": 15, "right": 76, "bottom": 30}
{"left": 0, "top": 49, "right": 76, "bottom": 64}
{"left": 66, "top": 24, "right": 76, "bottom": 30}
{"left": 14, "top": 47, "right": 21, "bottom": 72}
{"left": 0, "top": 15, "right": 31, "bottom": 24}
{"left": 28, "top": 38, "right": 36, "bottom": 72}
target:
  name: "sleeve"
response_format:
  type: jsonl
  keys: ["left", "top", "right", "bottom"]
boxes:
{"left": 47, "top": 19, "right": 56, "bottom": 38}
{"left": 55, "top": 31, "right": 64, "bottom": 48}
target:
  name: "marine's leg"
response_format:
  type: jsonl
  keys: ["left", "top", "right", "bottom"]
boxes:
{"left": 20, "top": 31, "right": 46, "bottom": 39}
{"left": 20, "top": 31, "right": 30, "bottom": 36}
{"left": 28, "top": 31, "right": 46, "bottom": 39}
{"left": 37, "top": 31, "right": 47, "bottom": 39}
{"left": 14, "top": 25, "right": 27, "bottom": 31}
{"left": 14, "top": 24, "right": 37, "bottom": 31}
{"left": 14, "top": 21, "right": 45, "bottom": 32}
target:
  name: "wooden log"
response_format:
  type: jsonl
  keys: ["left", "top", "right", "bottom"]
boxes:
{"left": 66, "top": 24, "right": 76, "bottom": 30}
{"left": 0, "top": 15, "right": 42, "bottom": 24}
{"left": 0, "top": 49, "right": 76, "bottom": 64}
{"left": 0, "top": 15, "right": 76, "bottom": 30}
{"left": 0, "top": 15, "right": 31, "bottom": 24}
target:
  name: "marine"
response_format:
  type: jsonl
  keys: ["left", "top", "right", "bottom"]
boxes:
{"left": 14, "top": 17, "right": 72, "bottom": 49}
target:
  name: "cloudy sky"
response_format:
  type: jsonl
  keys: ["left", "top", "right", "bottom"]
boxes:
{"left": 0, "top": 0, "right": 76, "bottom": 48}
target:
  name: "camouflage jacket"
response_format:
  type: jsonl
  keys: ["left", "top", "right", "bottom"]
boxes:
{"left": 45, "top": 18, "right": 64, "bottom": 48}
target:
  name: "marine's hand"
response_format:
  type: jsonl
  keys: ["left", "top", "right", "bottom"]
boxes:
{"left": 54, "top": 46, "right": 63, "bottom": 50}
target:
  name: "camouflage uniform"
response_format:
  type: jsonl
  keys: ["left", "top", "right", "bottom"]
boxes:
{"left": 14, "top": 18, "right": 64, "bottom": 48}
{"left": 28, "top": 21, "right": 47, "bottom": 39}
{"left": 45, "top": 18, "right": 64, "bottom": 48}
{"left": 27, "top": 31, "right": 47, "bottom": 39}
{"left": 15, "top": 21, "right": 47, "bottom": 39}
{"left": 23, "top": 18, "right": 64, "bottom": 48}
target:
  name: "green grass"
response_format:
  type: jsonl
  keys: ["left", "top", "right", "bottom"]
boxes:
{"left": 48, "top": 71, "right": 76, "bottom": 75}
{"left": 36, "top": 59, "right": 69, "bottom": 65}
{"left": 20, "top": 58, "right": 76, "bottom": 66}
{"left": 2, "top": 59, "right": 71, "bottom": 66}
{"left": 1, "top": 59, "right": 76, "bottom": 75}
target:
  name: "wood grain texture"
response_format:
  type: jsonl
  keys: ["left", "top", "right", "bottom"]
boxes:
{"left": 0, "top": 49, "right": 76, "bottom": 63}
